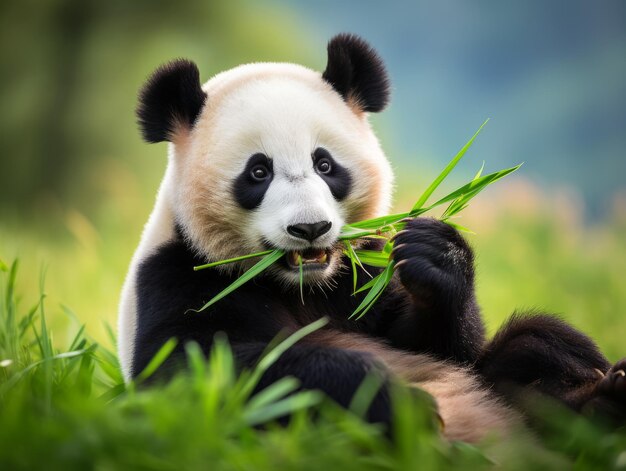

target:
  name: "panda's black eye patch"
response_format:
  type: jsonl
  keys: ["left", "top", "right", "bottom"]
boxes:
{"left": 234, "top": 153, "right": 273, "bottom": 210}
{"left": 312, "top": 148, "right": 352, "bottom": 201}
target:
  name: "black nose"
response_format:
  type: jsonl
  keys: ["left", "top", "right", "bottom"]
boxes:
{"left": 287, "top": 221, "right": 332, "bottom": 242}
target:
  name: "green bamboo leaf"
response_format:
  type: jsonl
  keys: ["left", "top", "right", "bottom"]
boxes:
{"left": 354, "top": 272, "right": 382, "bottom": 295}
{"left": 353, "top": 250, "right": 390, "bottom": 268}
{"left": 411, "top": 119, "right": 489, "bottom": 211}
{"left": 473, "top": 161, "right": 486, "bottom": 180}
{"left": 345, "top": 212, "right": 410, "bottom": 230}
{"left": 194, "top": 249, "right": 275, "bottom": 271}
{"left": 338, "top": 225, "right": 380, "bottom": 240}
{"left": 194, "top": 250, "right": 285, "bottom": 312}
{"left": 344, "top": 241, "right": 370, "bottom": 292}
{"left": 350, "top": 261, "right": 395, "bottom": 319}
{"left": 443, "top": 220, "right": 475, "bottom": 234}
{"left": 428, "top": 164, "right": 522, "bottom": 212}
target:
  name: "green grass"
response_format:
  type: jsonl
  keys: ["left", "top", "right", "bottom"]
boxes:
{"left": 1, "top": 257, "right": 626, "bottom": 470}
{"left": 1, "top": 132, "right": 625, "bottom": 468}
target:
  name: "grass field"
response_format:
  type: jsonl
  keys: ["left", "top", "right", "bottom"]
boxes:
{"left": 1, "top": 177, "right": 626, "bottom": 469}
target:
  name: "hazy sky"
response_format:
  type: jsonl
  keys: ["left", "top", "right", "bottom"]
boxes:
{"left": 275, "top": 0, "right": 626, "bottom": 217}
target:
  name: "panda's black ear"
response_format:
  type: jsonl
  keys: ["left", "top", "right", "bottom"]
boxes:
{"left": 322, "top": 33, "right": 390, "bottom": 113}
{"left": 136, "top": 59, "right": 207, "bottom": 143}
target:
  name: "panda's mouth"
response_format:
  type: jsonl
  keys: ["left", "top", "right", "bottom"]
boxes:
{"left": 284, "top": 248, "right": 331, "bottom": 270}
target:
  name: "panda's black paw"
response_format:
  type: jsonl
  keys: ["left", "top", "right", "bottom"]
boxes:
{"left": 583, "top": 358, "right": 626, "bottom": 425}
{"left": 596, "top": 359, "right": 626, "bottom": 399}
{"left": 391, "top": 218, "right": 474, "bottom": 309}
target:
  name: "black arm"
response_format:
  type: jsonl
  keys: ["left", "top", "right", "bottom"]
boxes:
{"left": 381, "top": 218, "right": 485, "bottom": 363}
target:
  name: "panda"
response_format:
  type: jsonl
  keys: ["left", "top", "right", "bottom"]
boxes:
{"left": 119, "top": 33, "right": 626, "bottom": 442}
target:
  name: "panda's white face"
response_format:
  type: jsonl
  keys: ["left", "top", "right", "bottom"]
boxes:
{"left": 167, "top": 63, "right": 392, "bottom": 285}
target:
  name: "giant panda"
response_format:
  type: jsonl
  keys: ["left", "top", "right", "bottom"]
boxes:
{"left": 119, "top": 33, "right": 626, "bottom": 441}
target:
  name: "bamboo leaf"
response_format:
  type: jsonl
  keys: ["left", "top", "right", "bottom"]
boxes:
{"left": 344, "top": 212, "right": 410, "bottom": 230}
{"left": 194, "top": 249, "right": 275, "bottom": 271}
{"left": 443, "top": 220, "right": 475, "bottom": 234}
{"left": 353, "top": 250, "right": 390, "bottom": 268}
{"left": 350, "top": 261, "right": 395, "bottom": 319}
{"left": 411, "top": 119, "right": 489, "bottom": 211}
{"left": 429, "top": 164, "right": 522, "bottom": 211}
{"left": 194, "top": 250, "right": 285, "bottom": 312}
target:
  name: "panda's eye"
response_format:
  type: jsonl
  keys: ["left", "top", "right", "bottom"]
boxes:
{"left": 250, "top": 164, "right": 270, "bottom": 182}
{"left": 315, "top": 158, "right": 332, "bottom": 175}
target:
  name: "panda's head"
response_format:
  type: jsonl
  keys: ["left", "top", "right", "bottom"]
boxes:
{"left": 137, "top": 34, "right": 393, "bottom": 285}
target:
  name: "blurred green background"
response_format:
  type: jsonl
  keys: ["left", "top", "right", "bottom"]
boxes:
{"left": 1, "top": 0, "right": 625, "bottom": 359}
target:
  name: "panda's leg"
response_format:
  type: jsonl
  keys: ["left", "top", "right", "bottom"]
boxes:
{"left": 387, "top": 218, "right": 485, "bottom": 364}
{"left": 233, "top": 342, "right": 393, "bottom": 425}
{"left": 477, "top": 312, "right": 626, "bottom": 423}
{"left": 138, "top": 337, "right": 394, "bottom": 426}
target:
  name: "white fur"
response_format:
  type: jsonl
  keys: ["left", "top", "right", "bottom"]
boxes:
{"left": 118, "top": 62, "right": 393, "bottom": 380}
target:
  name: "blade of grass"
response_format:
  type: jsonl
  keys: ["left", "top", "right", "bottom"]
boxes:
{"left": 256, "top": 317, "right": 329, "bottom": 374}
{"left": 246, "top": 376, "right": 300, "bottom": 410}
{"left": 135, "top": 337, "right": 178, "bottom": 383}
{"left": 194, "top": 249, "right": 285, "bottom": 312}
{"left": 239, "top": 317, "right": 329, "bottom": 400}
{"left": 243, "top": 390, "right": 323, "bottom": 426}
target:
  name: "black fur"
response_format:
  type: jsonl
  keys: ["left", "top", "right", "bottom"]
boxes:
{"left": 137, "top": 59, "right": 207, "bottom": 143}
{"left": 388, "top": 218, "right": 484, "bottom": 363}
{"left": 132, "top": 218, "right": 626, "bottom": 427}
{"left": 132, "top": 219, "right": 483, "bottom": 425}
{"left": 322, "top": 33, "right": 390, "bottom": 113}
{"left": 313, "top": 148, "right": 352, "bottom": 201}
{"left": 477, "top": 314, "right": 611, "bottom": 407}
{"left": 233, "top": 153, "right": 274, "bottom": 210}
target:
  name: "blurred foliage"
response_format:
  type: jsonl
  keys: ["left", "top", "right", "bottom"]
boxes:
{"left": 0, "top": 0, "right": 317, "bottom": 223}
{"left": 1, "top": 261, "right": 626, "bottom": 470}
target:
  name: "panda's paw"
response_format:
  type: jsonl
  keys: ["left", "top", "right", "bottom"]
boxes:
{"left": 596, "top": 359, "right": 626, "bottom": 400}
{"left": 391, "top": 218, "right": 474, "bottom": 309}
{"left": 583, "top": 358, "right": 626, "bottom": 424}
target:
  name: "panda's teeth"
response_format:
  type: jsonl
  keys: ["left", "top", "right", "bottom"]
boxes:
{"left": 287, "top": 249, "right": 329, "bottom": 267}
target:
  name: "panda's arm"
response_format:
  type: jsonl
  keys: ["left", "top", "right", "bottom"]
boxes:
{"left": 131, "top": 252, "right": 393, "bottom": 424}
{"left": 131, "top": 238, "right": 286, "bottom": 378}
{"left": 368, "top": 218, "right": 486, "bottom": 364}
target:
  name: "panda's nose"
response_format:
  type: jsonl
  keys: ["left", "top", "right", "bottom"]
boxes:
{"left": 287, "top": 221, "right": 332, "bottom": 242}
